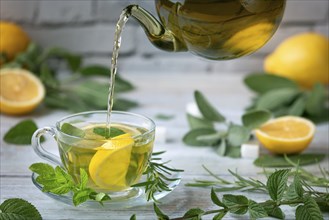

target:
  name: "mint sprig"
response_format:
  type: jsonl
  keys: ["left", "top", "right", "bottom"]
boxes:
{"left": 3, "top": 120, "right": 39, "bottom": 145}
{"left": 152, "top": 168, "right": 327, "bottom": 220}
{"left": 29, "top": 163, "right": 110, "bottom": 206}
{"left": 0, "top": 198, "right": 42, "bottom": 220}
{"left": 183, "top": 90, "right": 271, "bottom": 158}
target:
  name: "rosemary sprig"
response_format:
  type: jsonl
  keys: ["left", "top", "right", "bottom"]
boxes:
{"left": 132, "top": 151, "right": 184, "bottom": 202}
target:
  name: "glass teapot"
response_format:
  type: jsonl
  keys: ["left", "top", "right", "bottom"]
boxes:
{"left": 125, "top": 0, "right": 286, "bottom": 60}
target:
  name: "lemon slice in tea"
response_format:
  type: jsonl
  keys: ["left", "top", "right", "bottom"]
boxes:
{"left": 89, "top": 133, "right": 134, "bottom": 191}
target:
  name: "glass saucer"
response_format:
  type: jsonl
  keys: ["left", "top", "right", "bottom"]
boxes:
{"left": 31, "top": 169, "right": 181, "bottom": 209}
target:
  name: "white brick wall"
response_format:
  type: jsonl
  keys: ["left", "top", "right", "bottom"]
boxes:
{"left": 1, "top": 0, "right": 328, "bottom": 74}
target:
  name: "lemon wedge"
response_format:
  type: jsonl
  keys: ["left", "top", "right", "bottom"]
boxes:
{"left": 255, "top": 116, "right": 315, "bottom": 154}
{"left": 89, "top": 133, "right": 134, "bottom": 191}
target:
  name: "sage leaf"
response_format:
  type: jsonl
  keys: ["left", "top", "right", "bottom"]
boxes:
{"left": 153, "top": 203, "right": 169, "bottom": 220}
{"left": 183, "top": 128, "right": 217, "bottom": 146}
{"left": 93, "top": 127, "right": 125, "bottom": 139}
{"left": 305, "top": 83, "right": 326, "bottom": 116}
{"left": 40, "top": 63, "right": 59, "bottom": 89}
{"left": 196, "top": 132, "right": 222, "bottom": 146}
{"left": 222, "top": 194, "right": 249, "bottom": 214}
{"left": 211, "top": 188, "right": 226, "bottom": 208}
{"left": 242, "top": 110, "right": 271, "bottom": 130}
{"left": 187, "top": 113, "right": 214, "bottom": 129}
{"left": 244, "top": 73, "right": 298, "bottom": 94}
{"left": 61, "top": 123, "right": 85, "bottom": 138}
{"left": 4, "top": 119, "right": 38, "bottom": 145}
{"left": 0, "top": 198, "right": 42, "bottom": 220}
{"left": 194, "top": 90, "right": 225, "bottom": 122}
{"left": 267, "top": 169, "right": 290, "bottom": 201}
{"left": 216, "top": 139, "right": 226, "bottom": 156}
{"left": 248, "top": 200, "right": 268, "bottom": 219}
{"left": 225, "top": 146, "right": 241, "bottom": 158}
{"left": 227, "top": 124, "right": 250, "bottom": 147}
{"left": 115, "top": 75, "right": 135, "bottom": 93}
{"left": 254, "top": 154, "right": 325, "bottom": 167}
{"left": 213, "top": 211, "right": 227, "bottom": 220}
{"left": 155, "top": 114, "right": 175, "bottom": 120}
{"left": 288, "top": 95, "right": 306, "bottom": 116}
{"left": 255, "top": 88, "right": 300, "bottom": 110}
{"left": 183, "top": 208, "right": 204, "bottom": 219}
{"left": 295, "top": 196, "right": 324, "bottom": 220}
{"left": 113, "top": 98, "right": 138, "bottom": 111}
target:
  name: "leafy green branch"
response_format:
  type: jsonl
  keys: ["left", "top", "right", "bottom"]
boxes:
{"left": 183, "top": 90, "right": 271, "bottom": 158}
{"left": 1, "top": 43, "right": 137, "bottom": 112}
{"left": 244, "top": 73, "right": 329, "bottom": 123}
{"left": 152, "top": 168, "right": 328, "bottom": 220}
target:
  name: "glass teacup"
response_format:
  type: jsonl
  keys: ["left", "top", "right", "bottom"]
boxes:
{"left": 32, "top": 111, "right": 155, "bottom": 199}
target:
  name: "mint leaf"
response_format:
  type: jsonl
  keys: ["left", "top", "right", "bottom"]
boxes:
{"left": 244, "top": 73, "right": 298, "bottom": 94}
{"left": 130, "top": 214, "right": 137, "bottom": 220}
{"left": 29, "top": 163, "right": 55, "bottom": 176}
{"left": 183, "top": 128, "right": 217, "bottom": 146}
{"left": 255, "top": 88, "right": 300, "bottom": 110}
{"left": 242, "top": 110, "right": 271, "bottom": 130}
{"left": 0, "top": 198, "right": 42, "bottom": 220}
{"left": 248, "top": 200, "right": 268, "bottom": 219}
{"left": 305, "top": 83, "right": 326, "bottom": 116}
{"left": 4, "top": 120, "right": 38, "bottom": 145}
{"left": 112, "top": 98, "right": 138, "bottom": 111}
{"left": 93, "top": 127, "right": 125, "bottom": 139}
{"left": 213, "top": 211, "right": 227, "bottom": 220}
{"left": 187, "top": 113, "right": 214, "bottom": 129}
{"left": 79, "top": 168, "right": 88, "bottom": 189}
{"left": 267, "top": 169, "right": 290, "bottom": 201}
{"left": 153, "top": 203, "right": 169, "bottom": 220}
{"left": 254, "top": 154, "right": 325, "bottom": 167}
{"left": 60, "top": 123, "right": 85, "bottom": 138}
{"left": 183, "top": 208, "right": 204, "bottom": 219}
{"left": 73, "top": 188, "right": 93, "bottom": 206}
{"left": 194, "top": 90, "right": 225, "bottom": 122}
{"left": 227, "top": 124, "right": 250, "bottom": 147}
{"left": 264, "top": 204, "right": 285, "bottom": 219}
{"left": 295, "top": 196, "right": 324, "bottom": 220}
{"left": 285, "top": 174, "right": 304, "bottom": 200}
{"left": 222, "top": 194, "right": 249, "bottom": 214}
{"left": 211, "top": 188, "right": 226, "bottom": 207}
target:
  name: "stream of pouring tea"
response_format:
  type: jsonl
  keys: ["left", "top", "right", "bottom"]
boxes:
{"left": 106, "top": 9, "right": 130, "bottom": 128}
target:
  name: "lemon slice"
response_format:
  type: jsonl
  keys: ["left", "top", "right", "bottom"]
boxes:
{"left": 0, "top": 68, "right": 45, "bottom": 115}
{"left": 255, "top": 116, "right": 315, "bottom": 154}
{"left": 89, "top": 133, "right": 135, "bottom": 190}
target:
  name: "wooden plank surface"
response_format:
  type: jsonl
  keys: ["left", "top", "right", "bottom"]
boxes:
{"left": 1, "top": 72, "right": 328, "bottom": 220}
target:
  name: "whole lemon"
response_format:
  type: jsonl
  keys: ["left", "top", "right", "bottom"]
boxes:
{"left": 0, "top": 21, "right": 30, "bottom": 61}
{"left": 264, "top": 32, "right": 329, "bottom": 88}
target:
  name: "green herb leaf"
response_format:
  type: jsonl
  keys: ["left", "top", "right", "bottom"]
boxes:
{"left": 211, "top": 188, "right": 226, "bottom": 208}
{"left": 155, "top": 114, "right": 175, "bottom": 120}
{"left": 295, "top": 196, "right": 324, "bottom": 220}
{"left": 29, "top": 163, "right": 55, "bottom": 176}
{"left": 113, "top": 98, "right": 138, "bottom": 111}
{"left": 153, "top": 203, "right": 169, "bottom": 220}
{"left": 285, "top": 173, "right": 304, "bottom": 200}
{"left": 244, "top": 73, "right": 298, "bottom": 94}
{"left": 93, "top": 127, "right": 125, "bottom": 139}
{"left": 73, "top": 188, "right": 93, "bottom": 206}
{"left": 225, "top": 146, "right": 241, "bottom": 158}
{"left": 79, "top": 65, "right": 110, "bottom": 76}
{"left": 4, "top": 120, "right": 38, "bottom": 145}
{"left": 222, "top": 194, "right": 249, "bottom": 214}
{"left": 255, "top": 88, "right": 300, "bottom": 110}
{"left": 183, "top": 208, "right": 204, "bottom": 219}
{"left": 288, "top": 95, "right": 306, "bottom": 116}
{"left": 61, "top": 123, "right": 85, "bottom": 138}
{"left": 187, "top": 113, "right": 214, "bottom": 129}
{"left": 79, "top": 168, "right": 88, "bottom": 189}
{"left": 266, "top": 169, "right": 290, "bottom": 201}
{"left": 264, "top": 204, "right": 285, "bottom": 219}
{"left": 242, "top": 110, "right": 271, "bottom": 130}
{"left": 0, "top": 198, "right": 42, "bottom": 220}
{"left": 183, "top": 128, "right": 217, "bottom": 146}
{"left": 305, "top": 83, "right": 326, "bottom": 116}
{"left": 130, "top": 214, "right": 137, "bottom": 220}
{"left": 254, "top": 154, "right": 326, "bottom": 167}
{"left": 248, "top": 200, "right": 268, "bottom": 219}
{"left": 216, "top": 139, "right": 227, "bottom": 156}
{"left": 227, "top": 124, "right": 250, "bottom": 147}
{"left": 115, "top": 75, "right": 135, "bottom": 93}
{"left": 40, "top": 63, "right": 59, "bottom": 89}
{"left": 194, "top": 90, "right": 225, "bottom": 122}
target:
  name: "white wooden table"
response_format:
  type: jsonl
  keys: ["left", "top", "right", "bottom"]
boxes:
{"left": 1, "top": 72, "right": 328, "bottom": 219}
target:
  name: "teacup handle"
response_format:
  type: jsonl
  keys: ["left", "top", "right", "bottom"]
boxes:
{"left": 31, "top": 127, "right": 62, "bottom": 167}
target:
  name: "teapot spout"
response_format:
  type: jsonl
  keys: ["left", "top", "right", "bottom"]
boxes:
{"left": 125, "top": 5, "right": 186, "bottom": 52}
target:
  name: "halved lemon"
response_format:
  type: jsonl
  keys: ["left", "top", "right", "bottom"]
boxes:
{"left": 255, "top": 116, "right": 315, "bottom": 154}
{"left": 0, "top": 68, "right": 45, "bottom": 115}
{"left": 89, "top": 133, "right": 134, "bottom": 191}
